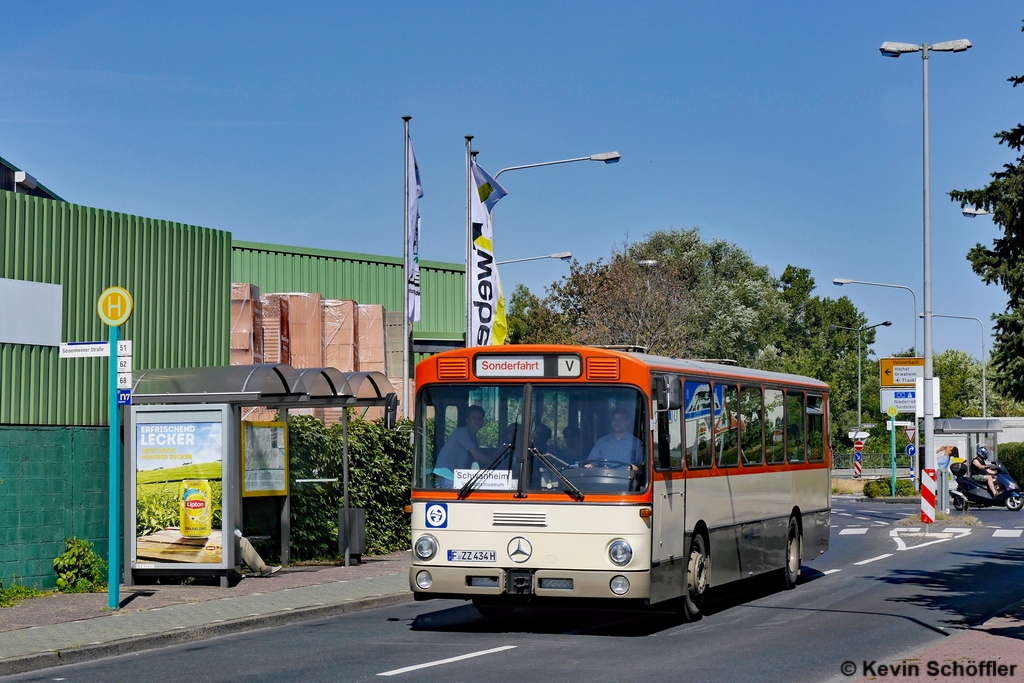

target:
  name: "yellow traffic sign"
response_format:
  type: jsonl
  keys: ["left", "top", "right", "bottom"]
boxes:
{"left": 880, "top": 357, "right": 924, "bottom": 387}
{"left": 97, "top": 287, "right": 133, "bottom": 326}
{"left": 887, "top": 405, "right": 899, "bottom": 418}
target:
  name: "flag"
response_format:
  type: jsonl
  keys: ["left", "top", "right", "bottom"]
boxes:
{"left": 406, "top": 138, "right": 423, "bottom": 322}
{"left": 469, "top": 160, "right": 507, "bottom": 346}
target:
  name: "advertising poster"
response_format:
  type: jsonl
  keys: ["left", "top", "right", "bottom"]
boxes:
{"left": 135, "top": 421, "right": 224, "bottom": 565}
{"left": 242, "top": 422, "right": 288, "bottom": 497}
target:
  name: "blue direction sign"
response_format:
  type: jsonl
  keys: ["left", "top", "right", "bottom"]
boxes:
{"left": 117, "top": 389, "right": 132, "bottom": 406}
{"left": 905, "top": 443, "right": 916, "bottom": 457}
{"left": 854, "top": 451, "right": 862, "bottom": 463}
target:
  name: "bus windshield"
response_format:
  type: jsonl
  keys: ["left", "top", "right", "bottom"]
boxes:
{"left": 414, "top": 384, "right": 648, "bottom": 494}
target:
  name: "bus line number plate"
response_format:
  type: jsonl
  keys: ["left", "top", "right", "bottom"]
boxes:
{"left": 447, "top": 550, "right": 496, "bottom": 562}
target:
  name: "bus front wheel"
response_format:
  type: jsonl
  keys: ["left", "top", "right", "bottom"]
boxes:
{"left": 781, "top": 516, "right": 801, "bottom": 590}
{"left": 681, "top": 533, "right": 709, "bottom": 622}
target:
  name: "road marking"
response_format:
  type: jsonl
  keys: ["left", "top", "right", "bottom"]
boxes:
{"left": 855, "top": 516, "right": 870, "bottom": 520}
{"left": 854, "top": 554, "right": 893, "bottom": 565}
{"left": 943, "top": 527, "right": 972, "bottom": 533}
{"left": 993, "top": 529, "right": 1023, "bottom": 538}
{"left": 377, "top": 646, "right": 518, "bottom": 677}
{"left": 839, "top": 528, "right": 868, "bottom": 535}
{"left": 835, "top": 512, "right": 853, "bottom": 517}
{"left": 823, "top": 569, "right": 842, "bottom": 575}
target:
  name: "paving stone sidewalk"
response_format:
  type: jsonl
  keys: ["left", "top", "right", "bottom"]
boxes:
{"left": 0, "top": 551, "right": 412, "bottom": 676}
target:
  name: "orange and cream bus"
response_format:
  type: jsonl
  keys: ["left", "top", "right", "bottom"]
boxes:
{"left": 408, "top": 345, "right": 830, "bottom": 619}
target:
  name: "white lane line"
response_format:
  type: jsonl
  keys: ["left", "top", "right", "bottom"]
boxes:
{"left": 377, "top": 646, "right": 517, "bottom": 677}
{"left": 823, "top": 569, "right": 842, "bottom": 575}
{"left": 943, "top": 527, "right": 972, "bottom": 533}
{"left": 839, "top": 528, "right": 869, "bottom": 535}
{"left": 855, "top": 516, "right": 870, "bottom": 520}
{"left": 835, "top": 512, "right": 853, "bottom": 517}
{"left": 993, "top": 529, "right": 1023, "bottom": 538}
{"left": 854, "top": 553, "right": 893, "bottom": 566}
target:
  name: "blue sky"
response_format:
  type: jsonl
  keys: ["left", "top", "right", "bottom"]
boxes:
{"left": 3, "top": 1, "right": 1022, "bottom": 360}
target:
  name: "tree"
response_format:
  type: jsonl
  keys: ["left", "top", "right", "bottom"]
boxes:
{"left": 950, "top": 21, "right": 1024, "bottom": 400}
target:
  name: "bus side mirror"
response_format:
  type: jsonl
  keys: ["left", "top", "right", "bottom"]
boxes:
{"left": 653, "top": 376, "right": 682, "bottom": 411}
{"left": 384, "top": 393, "right": 399, "bottom": 430}
{"left": 667, "top": 377, "right": 682, "bottom": 411}
{"left": 652, "top": 376, "right": 667, "bottom": 409}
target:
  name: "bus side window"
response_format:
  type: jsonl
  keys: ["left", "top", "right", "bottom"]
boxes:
{"left": 685, "top": 380, "right": 712, "bottom": 469}
{"left": 717, "top": 384, "right": 739, "bottom": 467}
{"left": 807, "top": 394, "right": 825, "bottom": 462}
{"left": 656, "top": 408, "right": 671, "bottom": 470}
{"left": 787, "top": 391, "right": 806, "bottom": 463}
{"left": 740, "top": 386, "right": 764, "bottom": 466}
{"left": 656, "top": 405, "right": 683, "bottom": 471}
{"left": 765, "top": 389, "right": 785, "bottom": 464}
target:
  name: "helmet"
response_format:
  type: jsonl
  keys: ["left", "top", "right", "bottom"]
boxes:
{"left": 977, "top": 445, "right": 990, "bottom": 459}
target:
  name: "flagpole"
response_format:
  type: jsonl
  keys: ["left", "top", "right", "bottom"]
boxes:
{"left": 465, "top": 135, "right": 473, "bottom": 348}
{"left": 402, "top": 115, "right": 412, "bottom": 418}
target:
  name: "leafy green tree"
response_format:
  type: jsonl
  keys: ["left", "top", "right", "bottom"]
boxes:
{"left": 950, "top": 22, "right": 1024, "bottom": 400}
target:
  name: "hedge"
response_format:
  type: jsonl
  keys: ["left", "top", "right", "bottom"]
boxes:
{"left": 287, "top": 414, "right": 412, "bottom": 560}
{"left": 862, "top": 478, "right": 916, "bottom": 498}
{"left": 998, "top": 442, "right": 1024, "bottom": 485}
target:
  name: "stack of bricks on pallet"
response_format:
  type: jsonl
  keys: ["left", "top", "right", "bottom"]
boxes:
{"left": 230, "top": 283, "right": 264, "bottom": 365}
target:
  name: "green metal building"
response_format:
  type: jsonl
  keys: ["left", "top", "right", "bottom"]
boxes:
{"left": 1, "top": 188, "right": 465, "bottom": 587}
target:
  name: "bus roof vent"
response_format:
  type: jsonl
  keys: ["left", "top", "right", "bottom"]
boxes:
{"left": 590, "top": 344, "right": 647, "bottom": 353}
{"left": 437, "top": 357, "right": 470, "bottom": 380}
{"left": 586, "top": 357, "right": 620, "bottom": 381}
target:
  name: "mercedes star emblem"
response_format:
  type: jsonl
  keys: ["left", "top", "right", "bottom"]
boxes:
{"left": 507, "top": 536, "right": 533, "bottom": 563}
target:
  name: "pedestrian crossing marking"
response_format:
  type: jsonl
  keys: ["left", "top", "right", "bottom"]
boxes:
{"left": 839, "top": 528, "right": 868, "bottom": 535}
{"left": 992, "top": 529, "right": 1022, "bottom": 538}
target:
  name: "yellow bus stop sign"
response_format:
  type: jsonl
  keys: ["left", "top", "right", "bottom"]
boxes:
{"left": 887, "top": 405, "right": 898, "bottom": 418}
{"left": 97, "top": 287, "right": 133, "bottom": 326}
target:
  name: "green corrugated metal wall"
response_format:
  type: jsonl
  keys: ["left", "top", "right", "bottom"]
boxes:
{"left": 231, "top": 241, "right": 465, "bottom": 342}
{"left": 0, "top": 190, "right": 232, "bottom": 425}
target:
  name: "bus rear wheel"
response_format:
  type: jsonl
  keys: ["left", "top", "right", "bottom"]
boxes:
{"left": 681, "top": 533, "right": 709, "bottom": 622}
{"left": 781, "top": 516, "right": 801, "bottom": 590}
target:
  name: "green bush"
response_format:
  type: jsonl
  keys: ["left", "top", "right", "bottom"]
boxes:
{"left": 53, "top": 537, "right": 107, "bottom": 593}
{"left": 0, "top": 577, "right": 44, "bottom": 607}
{"left": 288, "top": 414, "right": 412, "bottom": 560}
{"left": 998, "top": 442, "right": 1024, "bottom": 485}
{"left": 862, "top": 478, "right": 916, "bottom": 498}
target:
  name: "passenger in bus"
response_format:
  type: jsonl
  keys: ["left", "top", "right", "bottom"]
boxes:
{"left": 560, "top": 426, "right": 583, "bottom": 463}
{"left": 583, "top": 407, "right": 644, "bottom": 470}
{"left": 434, "top": 405, "right": 486, "bottom": 488}
{"left": 532, "top": 423, "right": 553, "bottom": 454}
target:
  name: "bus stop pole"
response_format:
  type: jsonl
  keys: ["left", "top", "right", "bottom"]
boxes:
{"left": 108, "top": 324, "right": 121, "bottom": 610}
{"left": 891, "top": 412, "right": 897, "bottom": 497}
{"left": 280, "top": 408, "right": 290, "bottom": 565}
{"left": 342, "top": 408, "right": 351, "bottom": 568}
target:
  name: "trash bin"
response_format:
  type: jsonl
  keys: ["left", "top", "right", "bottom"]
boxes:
{"left": 338, "top": 507, "right": 366, "bottom": 563}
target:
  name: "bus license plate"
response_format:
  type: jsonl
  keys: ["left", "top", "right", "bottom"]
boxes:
{"left": 447, "top": 550, "right": 496, "bottom": 562}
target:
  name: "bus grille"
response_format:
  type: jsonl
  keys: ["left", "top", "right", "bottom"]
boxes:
{"left": 586, "top": 357, "right": 620, "bottom": 380}
{"left": 437, "top": 357, "right": 470, "bottom": 380}
{"left": 492, "top": 511, "right": 547, "bottom": 527}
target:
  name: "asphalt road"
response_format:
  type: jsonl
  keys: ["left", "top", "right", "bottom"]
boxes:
{"left": 7, "top": 497, "right": 1024, "bottom": 683}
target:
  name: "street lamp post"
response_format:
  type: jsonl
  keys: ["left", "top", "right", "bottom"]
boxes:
{"left": 880, "top": 37, "right": 972, "bottom": 488}
{"left": 927, "top": 313, "right": 988, "bottom": 417}
{"left": 497, "top": 252, "right": 572, "bottom": 266}
{"left": 832, "top": 278, "right": 918, "bottom": 356}
{"left": 831, "top": 321, "right": 893, "bottom": 438}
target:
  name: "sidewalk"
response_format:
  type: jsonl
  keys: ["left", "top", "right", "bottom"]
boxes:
{"left": 852, "top": 601, "right": 1024, "bottom": 682}
{"left": 0, "top": 551, "right": 413, "bottom": 677}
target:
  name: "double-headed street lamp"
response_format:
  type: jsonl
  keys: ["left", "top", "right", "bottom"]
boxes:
{"left": 880, "top": 37, "right": 972, "bottom": 481}
{"left": 831, "top": 321, "right": 892, "bottom": 436}
{"left": 833, "top": 278, "right": 918, "bottom": 356}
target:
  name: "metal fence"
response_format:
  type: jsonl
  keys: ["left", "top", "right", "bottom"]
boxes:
{"left": 833, "top": 452, "right": 914, "bottom": 470}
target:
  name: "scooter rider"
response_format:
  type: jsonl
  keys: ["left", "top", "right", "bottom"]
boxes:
{"left": 972, "top": 446, "right": 1001, "bottom": 497}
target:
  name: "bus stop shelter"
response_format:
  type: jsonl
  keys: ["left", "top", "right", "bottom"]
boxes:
{"left": 123, "top": 364, "right": 397, "bottom": 586}
{"left": 933, "top": 418, "right": 1003, "bottom": 513}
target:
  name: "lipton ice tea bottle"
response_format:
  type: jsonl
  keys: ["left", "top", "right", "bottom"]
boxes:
{"left": 179, "top": 480, "right": 213, "bottom": 537}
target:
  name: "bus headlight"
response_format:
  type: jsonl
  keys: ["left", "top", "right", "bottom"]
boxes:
{"left": 415, "top": 570, "right": 433, "bottom": 589}
{"left": 609, "top": 540, "right": 632, "bottom": 566}
{"left": 414, "top": 535, "right": 438, "bottom": 561}
{"left": 610, "top": 575, "right": 630, "bottom": 595}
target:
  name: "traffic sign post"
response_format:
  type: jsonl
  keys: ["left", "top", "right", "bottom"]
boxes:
{"left": 887, "top": 405, "right": 898, "bottom": 497}
{"left": 98, "top": 287, "right": 133, "bottom": 611}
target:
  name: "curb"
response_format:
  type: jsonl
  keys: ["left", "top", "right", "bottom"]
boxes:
{"left": 0, "top": 591, "right": 414, "bottom": 677}
{"left": 853, "top": 497, "right": 921, "bottom": 504}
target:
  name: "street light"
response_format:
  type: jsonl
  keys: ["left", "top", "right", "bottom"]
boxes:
{"left": 880, "top": 36, "right": 972, "bottom": 484}
{"left": 493, "top": 151, "right": 621, "bottom": 179}
{"left": 833, "top": 278, "right": 919, "bottom": 355}
{"left": 923, "top": 313, "right": 988, "bottom": 417}
{"left": 831, "top": 321, "right": 893, "bottom": 436}
{"left": 962, "top": 207, "right": 990, "bottom": 217}
{"left": 497, "top": 252, "right": 572, "bottom": 266}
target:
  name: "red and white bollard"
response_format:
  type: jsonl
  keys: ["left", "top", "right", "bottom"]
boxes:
{"left": 854, "top": 460, "right": 862, "bottom": 478}
{"left": 921, "top": 468, "right": 936, "bottom": 525}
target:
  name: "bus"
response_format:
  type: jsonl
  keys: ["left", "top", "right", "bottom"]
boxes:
{"left": 409, "top": 345, "right": 830, "bottom": 620}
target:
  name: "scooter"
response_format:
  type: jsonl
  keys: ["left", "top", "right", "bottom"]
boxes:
{"left": 950, "top": 460, "right": 1024, "bottom": 511}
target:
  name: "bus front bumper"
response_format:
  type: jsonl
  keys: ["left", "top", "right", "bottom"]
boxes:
{"left": 409, "top": 565, "right": 650, "bottom": 600}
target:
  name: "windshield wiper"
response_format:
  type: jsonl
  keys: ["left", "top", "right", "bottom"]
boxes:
{"left": 458, "top": 425, "right": 518, "bottom": 500}
{"left": 528, "top": 447, "right": 585, "bottom": 501}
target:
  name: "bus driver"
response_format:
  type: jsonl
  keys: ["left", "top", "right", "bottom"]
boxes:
{"left": 434, "top": 405, "right": 486, "bottom": 488}
{"left": 583, "top": 407, "right": 644, "bottom": 470}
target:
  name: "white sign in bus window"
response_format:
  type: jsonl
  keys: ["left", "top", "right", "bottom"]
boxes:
{"left": 453, "top": 469, "right": 518, "bottom": 490}
{"left": 475, "top": 356, "right": 544, "bottom": 378}
{"left": 556, "top": 355, "right": 582, "bottom": 377}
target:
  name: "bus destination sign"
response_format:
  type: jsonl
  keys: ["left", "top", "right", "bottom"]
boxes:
{"left": 474, "top": 354, "right": 583, "bottom": 379}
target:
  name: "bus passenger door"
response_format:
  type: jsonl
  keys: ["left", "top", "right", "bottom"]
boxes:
{"left": 651, "top": 388, "right": 686, "bottom": 602}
